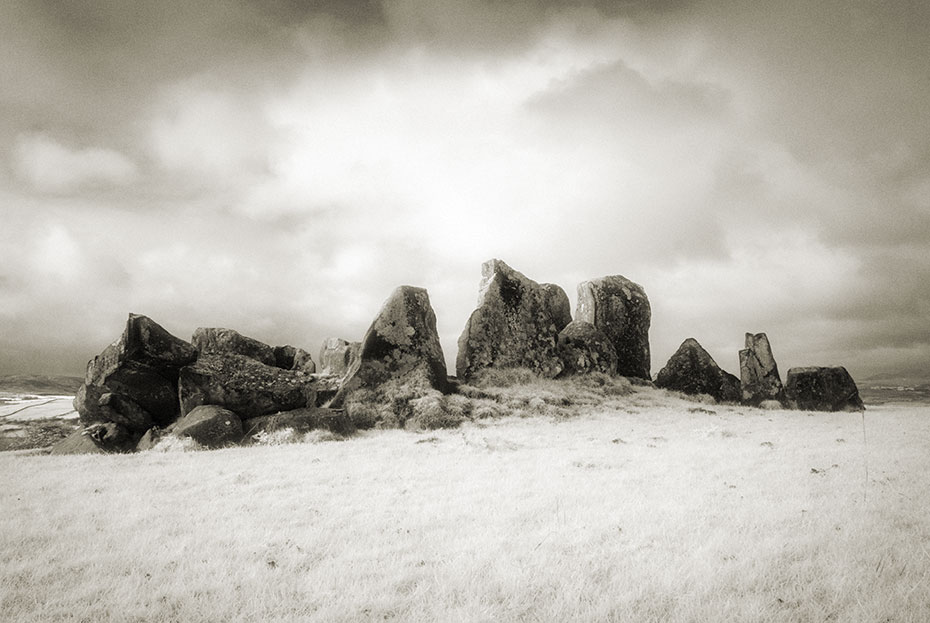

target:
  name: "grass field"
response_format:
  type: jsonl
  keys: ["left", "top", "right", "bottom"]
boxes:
{"left": 2, "top": 385, "right": 929, "bottom": 622}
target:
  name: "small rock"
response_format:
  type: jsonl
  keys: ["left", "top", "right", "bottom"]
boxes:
{"left": 173, "top": 405, "right": 243, "bottom": 448}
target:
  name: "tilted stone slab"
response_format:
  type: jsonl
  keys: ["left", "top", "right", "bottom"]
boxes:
{"left": 192, "top": 327, "right": 277, "bottom": 366}
{"left": 456, "top": 259, "right": 571, "bottom": 381}
{"left": 739, "top": 332, "right": 784, "bottom": 405}
{"left": 178, "top": 353, "right": 317, "bottom": 419}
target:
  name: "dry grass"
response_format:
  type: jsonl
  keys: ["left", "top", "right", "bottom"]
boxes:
{"left": 2, "top": 384, "right": 929, "bottom": 622}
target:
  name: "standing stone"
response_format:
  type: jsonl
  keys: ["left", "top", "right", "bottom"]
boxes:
{"left": 739, "top": 332, "right": 784, "bottom": 405}
{"left": 785, "top": 367, "right": 865, "bottom": 412}
{"left": 318, "top": 338, "right": 361, "bottom": 377}
{"left": 575, "top": 275, "right": 651, "bottom": 380}
{"left": 192, "top": 327, "right": 276, "bottom": 366}
{"left": 456, "top": 259, "right": 571, "bottom": 381}
{"left": 331, "top": 286, "right": 448, "bottom": 408}
{"left": 74, "top": 314, "right": 196, "bottom": 434}
{"left": 557, "top": 321, "right": 618, "bottom": 376}
{"left": 178, "top": 354, "right": 317, "bottom": 418}
{"left": 655, "top": 338, "right": 741, "bottom": 402}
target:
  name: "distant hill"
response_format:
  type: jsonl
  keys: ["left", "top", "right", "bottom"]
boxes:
{"left": 0, "top": 374, "right": 83, "bottom": 395}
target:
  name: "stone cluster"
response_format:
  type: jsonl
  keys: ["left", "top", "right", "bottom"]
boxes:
{"left": 655, "top": 331, "right": 864, "bottom": 412}
{"left": 57, "top": 257, "right": 864, "bottom": 454}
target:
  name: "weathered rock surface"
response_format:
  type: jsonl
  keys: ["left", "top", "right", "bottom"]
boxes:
{"left": 273, "top": 345, "right": 316, "bottom": 373}
{"left": 319, "top": 338, "right": 361, "bottom": 377}
{"left": 74, "top": 314, "right": 196, "bottom": 434}
{"left": 785, "top": 367, "right": 865, "bottom": 412}
{"left": 456, "top": 259, "right": 571, "bottom": 381}
{"left": 50, "top": 429, "right": 109, "bottom": 455}
{"left": 50, "top": 423, "right": 132, "bottom": 455}
{"left": 178, "top": 354, "right": 316, "bottom": 419}
{"left": 557, "top": 321, "right": 618, "bottom": 375}
{"left": 173, "top": 405, "right": 243, "bottom": 448}
{"left": 334, "top": 286, "right": 448, "bottom": 404}
{"left": 135, "top": 427, "right": 163, "bottom": 451}
{"left": 242, "top": 407, "right": 355, "bottom": 438}
{"left": 739, "top": 333, "right": 784, "bottom": 405}
{"left": 654, "top": 338, "right": 741, "bottom": 402}
{"left": 575, "top": 275, "right": 651, "bottom": 380}
{"left": 192, "top": 327, "right": 276, "bottom": 366}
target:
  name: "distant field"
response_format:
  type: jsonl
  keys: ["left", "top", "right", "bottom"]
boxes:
{"left": 2, "top": 386, "right": 929, "bottom": 622}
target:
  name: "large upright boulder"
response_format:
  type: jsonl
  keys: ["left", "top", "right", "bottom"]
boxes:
{"left": 192, "top": 327, "right": 276, "bottom": 366}
{"left": 785, "top": 367, "right": 865, "bottom": 412}
{"left": 575, "top": 275, "right": 651, "bottom": 380}
{"left": 336, "top": 286, "right": 448, "bottom": 401}
{"left": 318, "top": 338, "right": 360, "bottom": 377}
{"left": 557, "top": 321, "right": 618, "bottom": 376}
{"left": 178, "top": 354, "right": 316, "bottom": 418}
{"left": 739, "top": 332, "right": 784, "bottom": 405}
{"left": 456, "top": 259, "right": 571, "bottom": 381}
{"left": 655, "top": 338, "right": 741, "bottom": 402}
{"left": 74, "top": 314, "right": 196, "bottom": 434}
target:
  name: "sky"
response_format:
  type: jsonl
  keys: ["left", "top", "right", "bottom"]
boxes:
{"left": 1, "top": 0, "right": 929, "bottom": 382}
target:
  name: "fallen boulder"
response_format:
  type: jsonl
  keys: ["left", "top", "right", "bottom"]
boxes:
{"left": 318, "top": 338, "right": 360, "bottom": 377}
{"left": 655, "top": 338, "right": 741, "bottom": 402}
{"left": 575, "top": 275, "right": 651, "bottom": 380}
{"left": 557, "top": 321, "right": 618, "bottom": 375}
{"left": 739, "top": 332, "right": 784, "bottom": 405}
{"left": 50, "top": 423, "right": 133, "bottom": 455}
{"left": 334, "top": 286, "right": 448, "bottom": 404}
{"left": 50, "top": 429, "right": 108, "bottom": 455}
{"left": 178, "top": 353, "right": 316, "bottom": 418}
{"left": 785, "top": 367, "right": 865, "bottom": 411}
{"left": 74, "top": 314, "right": 196, "bottom": 434}
{"left": 172, "top": 405, "right": 243, "bottom": 448}
{"left": 456, "top": 259, "right": 571, "bottom": 381}
{"left": 192, "top": 327, "right": 276, "bottom": 366}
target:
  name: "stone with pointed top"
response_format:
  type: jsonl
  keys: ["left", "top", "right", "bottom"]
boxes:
{"left": 655, "top": 338, "right": 740, "bottom": 402}
{"left": 739, "top": 332, "right": 784, "bottom": 405}
{"left": 456, "top": 259, "right": 571, "bottom": 381}
{"left": 74, "top": 314, "right": 196, "bottom": 434}
{"left": 333, "top": 286, "right": 448, "bottom": 406}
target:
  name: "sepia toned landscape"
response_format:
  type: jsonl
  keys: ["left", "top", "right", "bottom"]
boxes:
{"left": 3, "top": 0, "right": 930, "bottom": 621}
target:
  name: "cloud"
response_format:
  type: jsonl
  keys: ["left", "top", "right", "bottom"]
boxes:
{"left": 1, "top": 0, "right": 929, "bottom": 383}
{"left": 147, "top": 81, "right": 273, "bottom": 181}
{"left": 12, "top": 133, "right": 138, "bottom": 193}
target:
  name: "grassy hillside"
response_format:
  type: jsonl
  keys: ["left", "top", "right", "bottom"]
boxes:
{"left": 2, "top": 385, "right": 929, "bottom": 622}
